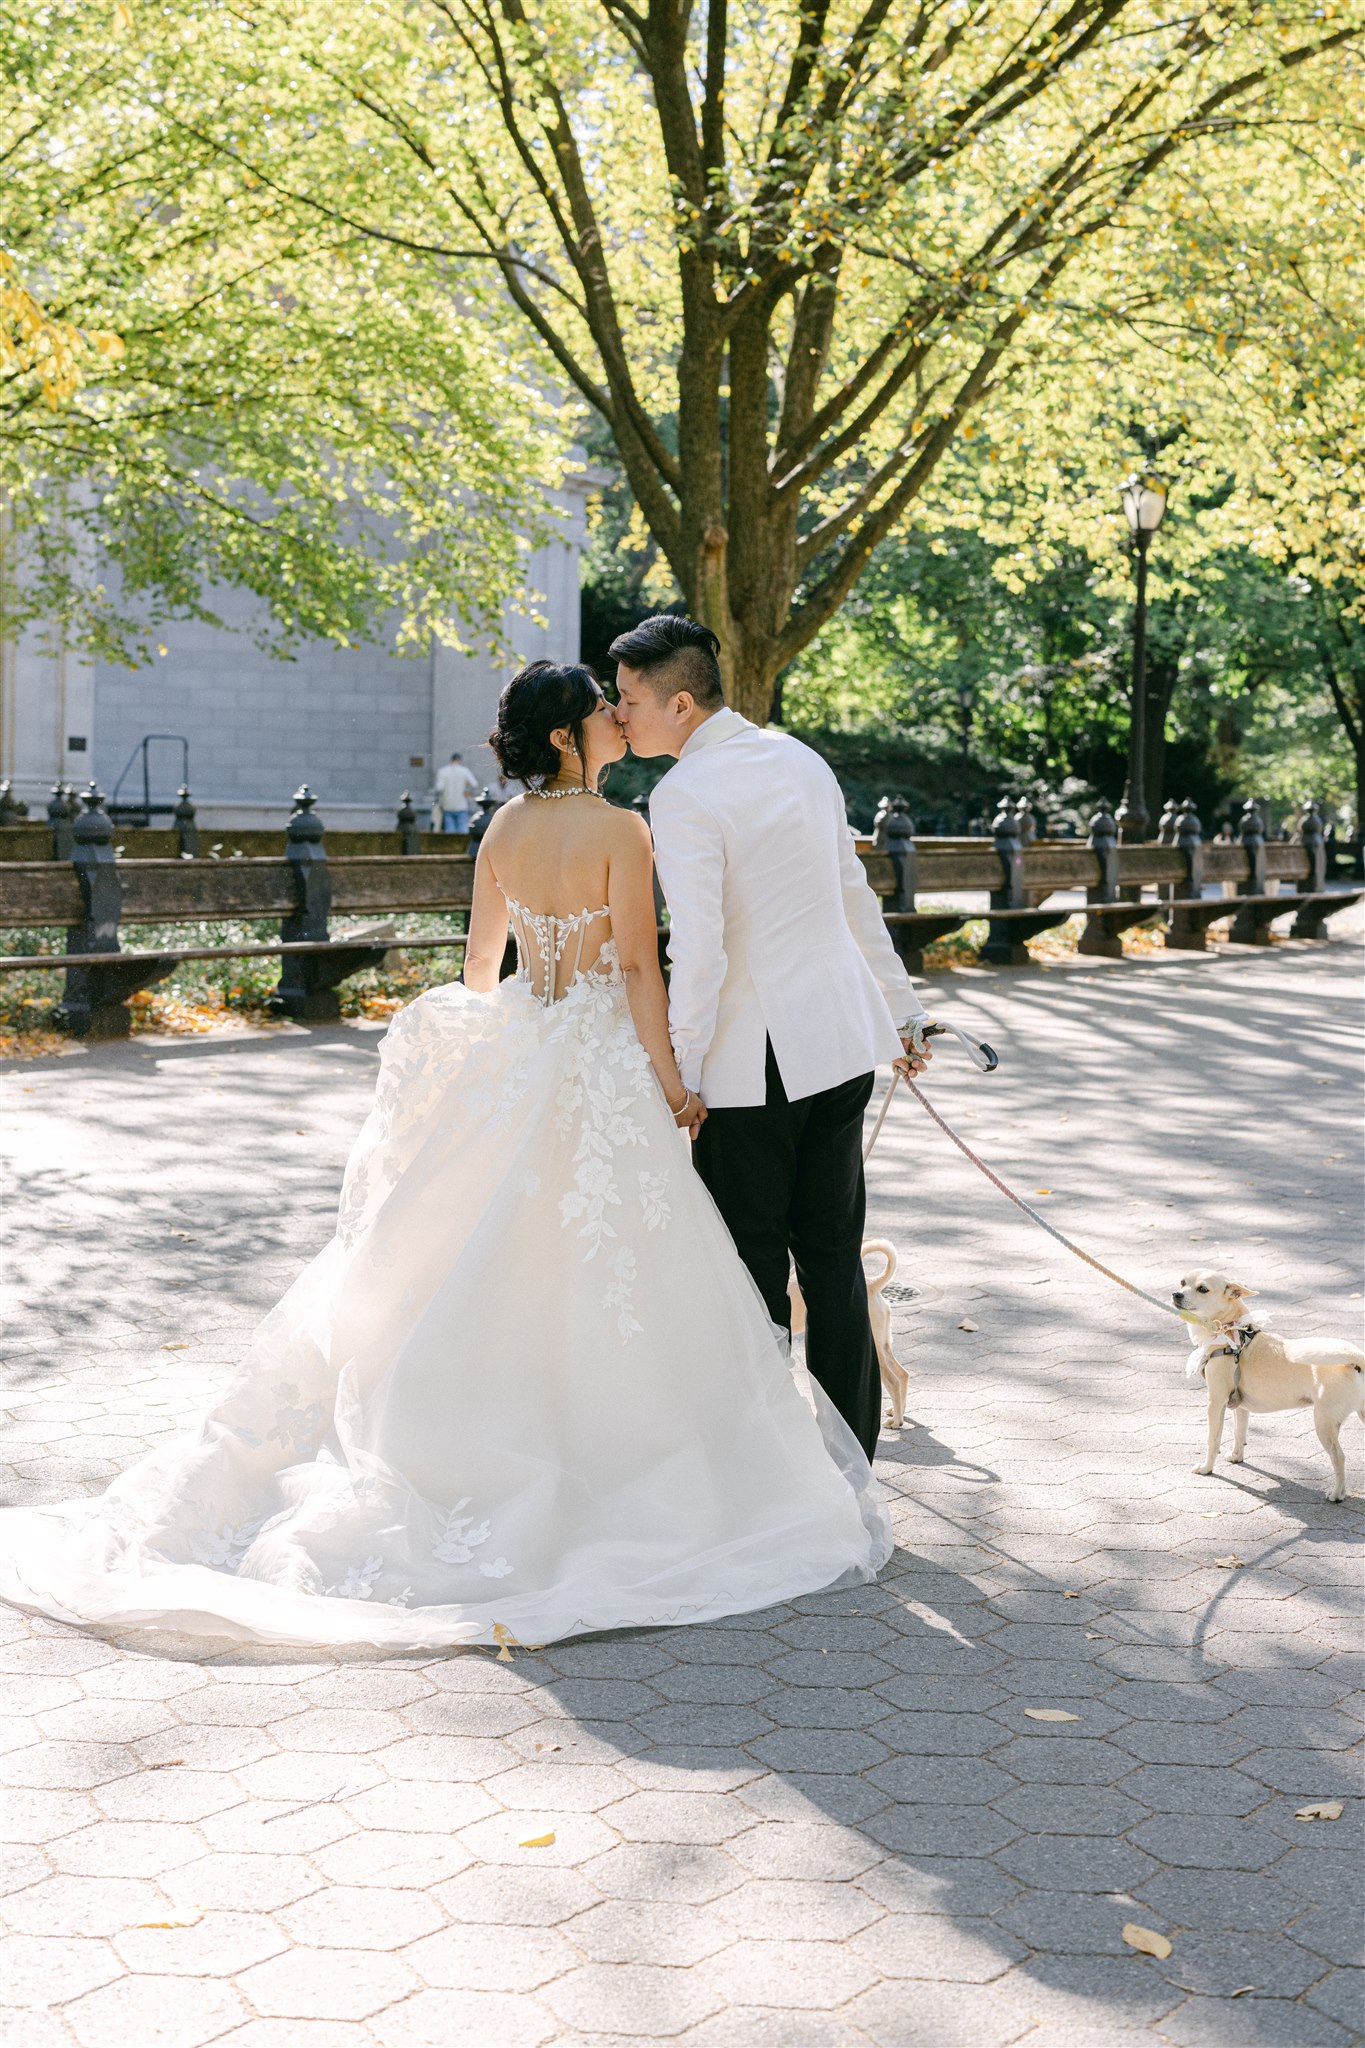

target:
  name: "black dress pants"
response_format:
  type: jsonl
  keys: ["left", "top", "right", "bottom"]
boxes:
{"left": 693, "top": 1040, "right": 880, "bottom": 1460}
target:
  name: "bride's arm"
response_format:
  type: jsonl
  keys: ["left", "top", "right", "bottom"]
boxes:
{"left": 609, "top": 816, "right": 705, "bottom": 1133}
{"left": 461, "top": 843, "right": 510, "bottom": 993}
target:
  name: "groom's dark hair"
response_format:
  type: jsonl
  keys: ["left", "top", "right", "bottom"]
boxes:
{"left": 609, "top": 614, "right": 725, "bottom": 710}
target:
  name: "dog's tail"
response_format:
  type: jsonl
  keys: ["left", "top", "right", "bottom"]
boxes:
{"left": 861, "top": 1239, "right": 897, "bottom": 1291}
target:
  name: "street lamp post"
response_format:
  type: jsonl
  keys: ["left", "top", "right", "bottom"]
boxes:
{"left": 1117, "top": 473, "right": 1170, "bottom": 842}
{"left": 956, "top": 683, "right": 975, "bottom": 833}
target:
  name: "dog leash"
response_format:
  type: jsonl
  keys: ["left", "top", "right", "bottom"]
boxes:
{"left": 865, "top": 1040, "right": 1183, "bottom": 1323}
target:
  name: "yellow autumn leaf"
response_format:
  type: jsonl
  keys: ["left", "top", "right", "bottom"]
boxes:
{"left": 1295, "top": 1801, "right": 1343, "bottom": 1822}
{"left": 1213, "top": 1555, "right": 1243, "bottom": 1569}
{"left": 1122, "top": 1924, "right": 1173, "bottom": 1960}
{"left": 1024, "top": 1708, "right": 1079, "bottom": 1722}
{"left": 161, "top": 1342, "right": 189, "bottom": 1351}
{"left": 519, "top": 1831, "right": 556, "bottom": 1848}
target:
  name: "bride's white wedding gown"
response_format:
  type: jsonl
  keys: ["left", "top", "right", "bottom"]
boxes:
{"left": 0, "top": 901, "right": 891, "bottom": 1649}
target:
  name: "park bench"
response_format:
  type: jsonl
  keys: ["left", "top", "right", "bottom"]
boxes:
{"left": 0, "top": 783, "right": 1358, "bottom": 1040}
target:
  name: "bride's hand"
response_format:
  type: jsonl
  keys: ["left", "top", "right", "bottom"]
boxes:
{"left": 668, "top": 1086, "right": 707, "bottom": 1138}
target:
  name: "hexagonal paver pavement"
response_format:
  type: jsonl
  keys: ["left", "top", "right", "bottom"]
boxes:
{"left": 2, "top": 929, "right": 1362, "bottom": 2044}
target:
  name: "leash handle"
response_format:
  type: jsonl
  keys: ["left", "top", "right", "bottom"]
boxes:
{"left": 912, "top": 1019, "right": 999, "bottom": 1074}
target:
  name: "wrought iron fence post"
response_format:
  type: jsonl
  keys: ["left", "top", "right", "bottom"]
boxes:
{"left": 48, "top": 782, "right": 76, "bottom": 860}
{"left": 271, "top": 787, "right": 337, "bottom": 1019}
{"left": 396, "top": 791, "right": 422, "bottom": 855}
{"left": 1290, "top": 798, "right": 1332, "bottom": 939}
{"left": 173, "top": 785, "right": 200, "bottom": 858}
{"left": 1166, "top": 800, "right": 1207, "bottom": 950}
{"left": 874, "top": 796, "right": 917, "bottom": 913}
{"left": 1229, "top": 798, "right": 1270, "bottom": 944}
{"left": 1078, "top": 801, "right": 1122, "bottom": 957}
{"left": 982, "top": 799, "right": 1026, "bottom": 964}
{"left": 467, "top": 789, "right": 499, "bottom": 849}
{"left": 54, "top": 787, "right": 128, "bottom": 1037}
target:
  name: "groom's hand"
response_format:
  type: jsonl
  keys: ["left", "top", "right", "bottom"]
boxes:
{"left": 894, "top": 1031, "right": 933, "bottom": 1079}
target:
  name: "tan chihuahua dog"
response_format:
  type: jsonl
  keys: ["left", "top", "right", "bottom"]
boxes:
{"left": 790, "top": 1240, "right": 910, "bottom": 1431}
{"left": 1174, "top": 1269, "right": 1364, "bottom": 1502}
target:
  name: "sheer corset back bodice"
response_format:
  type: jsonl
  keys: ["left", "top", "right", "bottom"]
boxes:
{"left": 505, "top": 894, "right": 619, "bottom": 1007}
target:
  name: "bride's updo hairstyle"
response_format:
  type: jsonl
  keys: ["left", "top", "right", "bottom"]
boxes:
{"left": 489, "top": 660, "right": 602, "bottom": 787}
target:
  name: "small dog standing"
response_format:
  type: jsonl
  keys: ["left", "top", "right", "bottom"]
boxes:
{"left": 1174, "top": 1269, "right": 1365, "bottom": 1501}
{"left": 790, "top": 1240, "right": 910, "bottom": 1431}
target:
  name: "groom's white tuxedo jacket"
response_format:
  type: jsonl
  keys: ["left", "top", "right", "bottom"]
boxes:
{"left": 649, "top": 708, "right": 928, "bottom": 1109}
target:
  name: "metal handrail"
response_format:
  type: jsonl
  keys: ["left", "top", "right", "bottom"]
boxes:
{"left": 108, "top": 733, "right": 190, "bottom": 823}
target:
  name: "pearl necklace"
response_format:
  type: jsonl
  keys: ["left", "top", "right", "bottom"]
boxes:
{"left": 527, "top": 784, "right": 604, "bottom": 801}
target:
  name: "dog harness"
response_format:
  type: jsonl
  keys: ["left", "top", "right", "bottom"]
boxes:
{"left": 1188, "top": 1321, "right": 1261, "bottom": 1407}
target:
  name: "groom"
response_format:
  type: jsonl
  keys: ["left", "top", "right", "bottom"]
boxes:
{"left": 611, "top": 614, "right": 932, "bottom": 1460}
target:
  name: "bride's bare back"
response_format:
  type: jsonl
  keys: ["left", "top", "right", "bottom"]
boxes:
{"left": 461, "top": 789, "right": 677, "bottom": 1021}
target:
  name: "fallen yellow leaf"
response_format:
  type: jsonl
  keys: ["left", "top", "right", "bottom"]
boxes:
{"left": 1025, "top": 1708, "right": 1079, "bottom": 1723}
{"left": 1213, "top": 1556, "right": 1243, "bottom": 1569}
{"left": 161, "top": 1343, "right": 189, "bottom": 1351}
{"left": 1034, "top": 1188, "right": 1052, "bottom": 1195}
{"left": 136, "top": 1917, "right": 200, "bottom": 1929}
{"left": 958, "top": 1318, "right": 978, "bottom": 1332}
{"left": 1062, "top": 1591, "right": 1079, "bottom": 1599}
{"left": 1295, "top": 1801, "right": 1344, "bottom": 1822}
{"left": 519, "top": 1831, "right": 556, "bottom": 1848}
{"left": 1122, "top": 1923, "right": 1172, "bottom": 1960}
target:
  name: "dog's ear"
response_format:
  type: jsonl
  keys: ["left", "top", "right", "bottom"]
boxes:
{"left": 1226, "top": 1282, "right": 1259, "bottom": 1299}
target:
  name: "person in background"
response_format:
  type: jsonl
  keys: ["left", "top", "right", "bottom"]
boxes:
{"left": 435, "top": 753, "right": 480, "bottom": 833}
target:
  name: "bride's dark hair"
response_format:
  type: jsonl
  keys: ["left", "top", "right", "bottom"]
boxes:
{"left": 489, "top": 661, "right": 602, "bottom": 786}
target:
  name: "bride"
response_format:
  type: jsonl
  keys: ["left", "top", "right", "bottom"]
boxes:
{"left": 0, "top": 661, "right": 891, "bottom": 1650}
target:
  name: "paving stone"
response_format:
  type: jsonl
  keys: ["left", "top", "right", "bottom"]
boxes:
{"left": 851, "top": 1912, "right": 1024, "bottom": 1981}
{"left": 1303, "top": 1966, "right": 1365, "bottom": 2033}
{"left": 714, "top": 1877, "right": 882, "bottom": 1942}
{"left": 600, "top": 1790, "right": 758, "bottom": 1846}
{"left": 369, "top": 1987, "right": 558, "bottom": 2046}
{"left": 733, "top": 1769, "right": 889, "bottom": 1826}
{"left": 726, "top": 1823, "right": 881, "bottom": 1881}
{"left": 855, "top": 1855, "right": 1020, "bottom": 1919}
{"left": 1138, "top": 1866, "right": 1304, "bottom": 1933}
{"left": 562, "top": 1898, "right": 730, "bottom": 1965}
{"left": 309, "top": 1827, "right": 472, "bottom": 1889}
{"left": 703, "top": 1936, "right": 877, "bottom": 2008}
{"left": 401, "top": 1919, "right": 578, "bottom": 1989}
{"left": 277, "top": 1882, "right": 445, "bottom": 1949}
{"left": 0, "top": 1931, "right": 125, "bottom": 2004}
{"left": 1158, "top": 1992, "right": 1351, "bottom": 2046}
{"left": 111, "top": 1907, "right": 288, "bottom": 1975}
{"left": 996, "top": 1952, "right": 1182, "bottom": 2028}
{"left": 872, "top": 1711, "right": 1006, "bottom": 1757}
{"left": 845, "top": 1979, "right": 1031, "bottom": 2047}
{"left": 577, "top": 1843, "right": 741, "bottom": 1904}
{"left": 62, "top": 1972, "right": 249, "bottom": 2047}
{"left": 677, "top": 2009, "right": 869, "bottom": 2048}
{"left": 216, "top": 2024, "right": 385, "bottom": 2048}
{"left": 160, "top": 1852, "right": 324, "bottom": 1913}
{"left": 434, "top": 1862, "right": 602, "bottom": 1924}
{"left": 234, "top": 1945, "right": 418, "bottom": 2020}
{"left": 339, "top": 1779, "right": 498, "bottom": 1836}
{"left": 861, "top": 1803, "right": 1019, "bottom": 1858}
{"left": 542, "top": 1961, "right": 723, "bottom": 2035}
{"left": 0, "top": 1870, "right": 172, "bottom": 1936}
{"left": 1285, "top": 1898, "right": 1365, "bottom": 1969}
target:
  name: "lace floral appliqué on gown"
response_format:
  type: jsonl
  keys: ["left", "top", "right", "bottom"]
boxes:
{"left": 0, "top": 903, "right": 891, "bottom": 1648}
